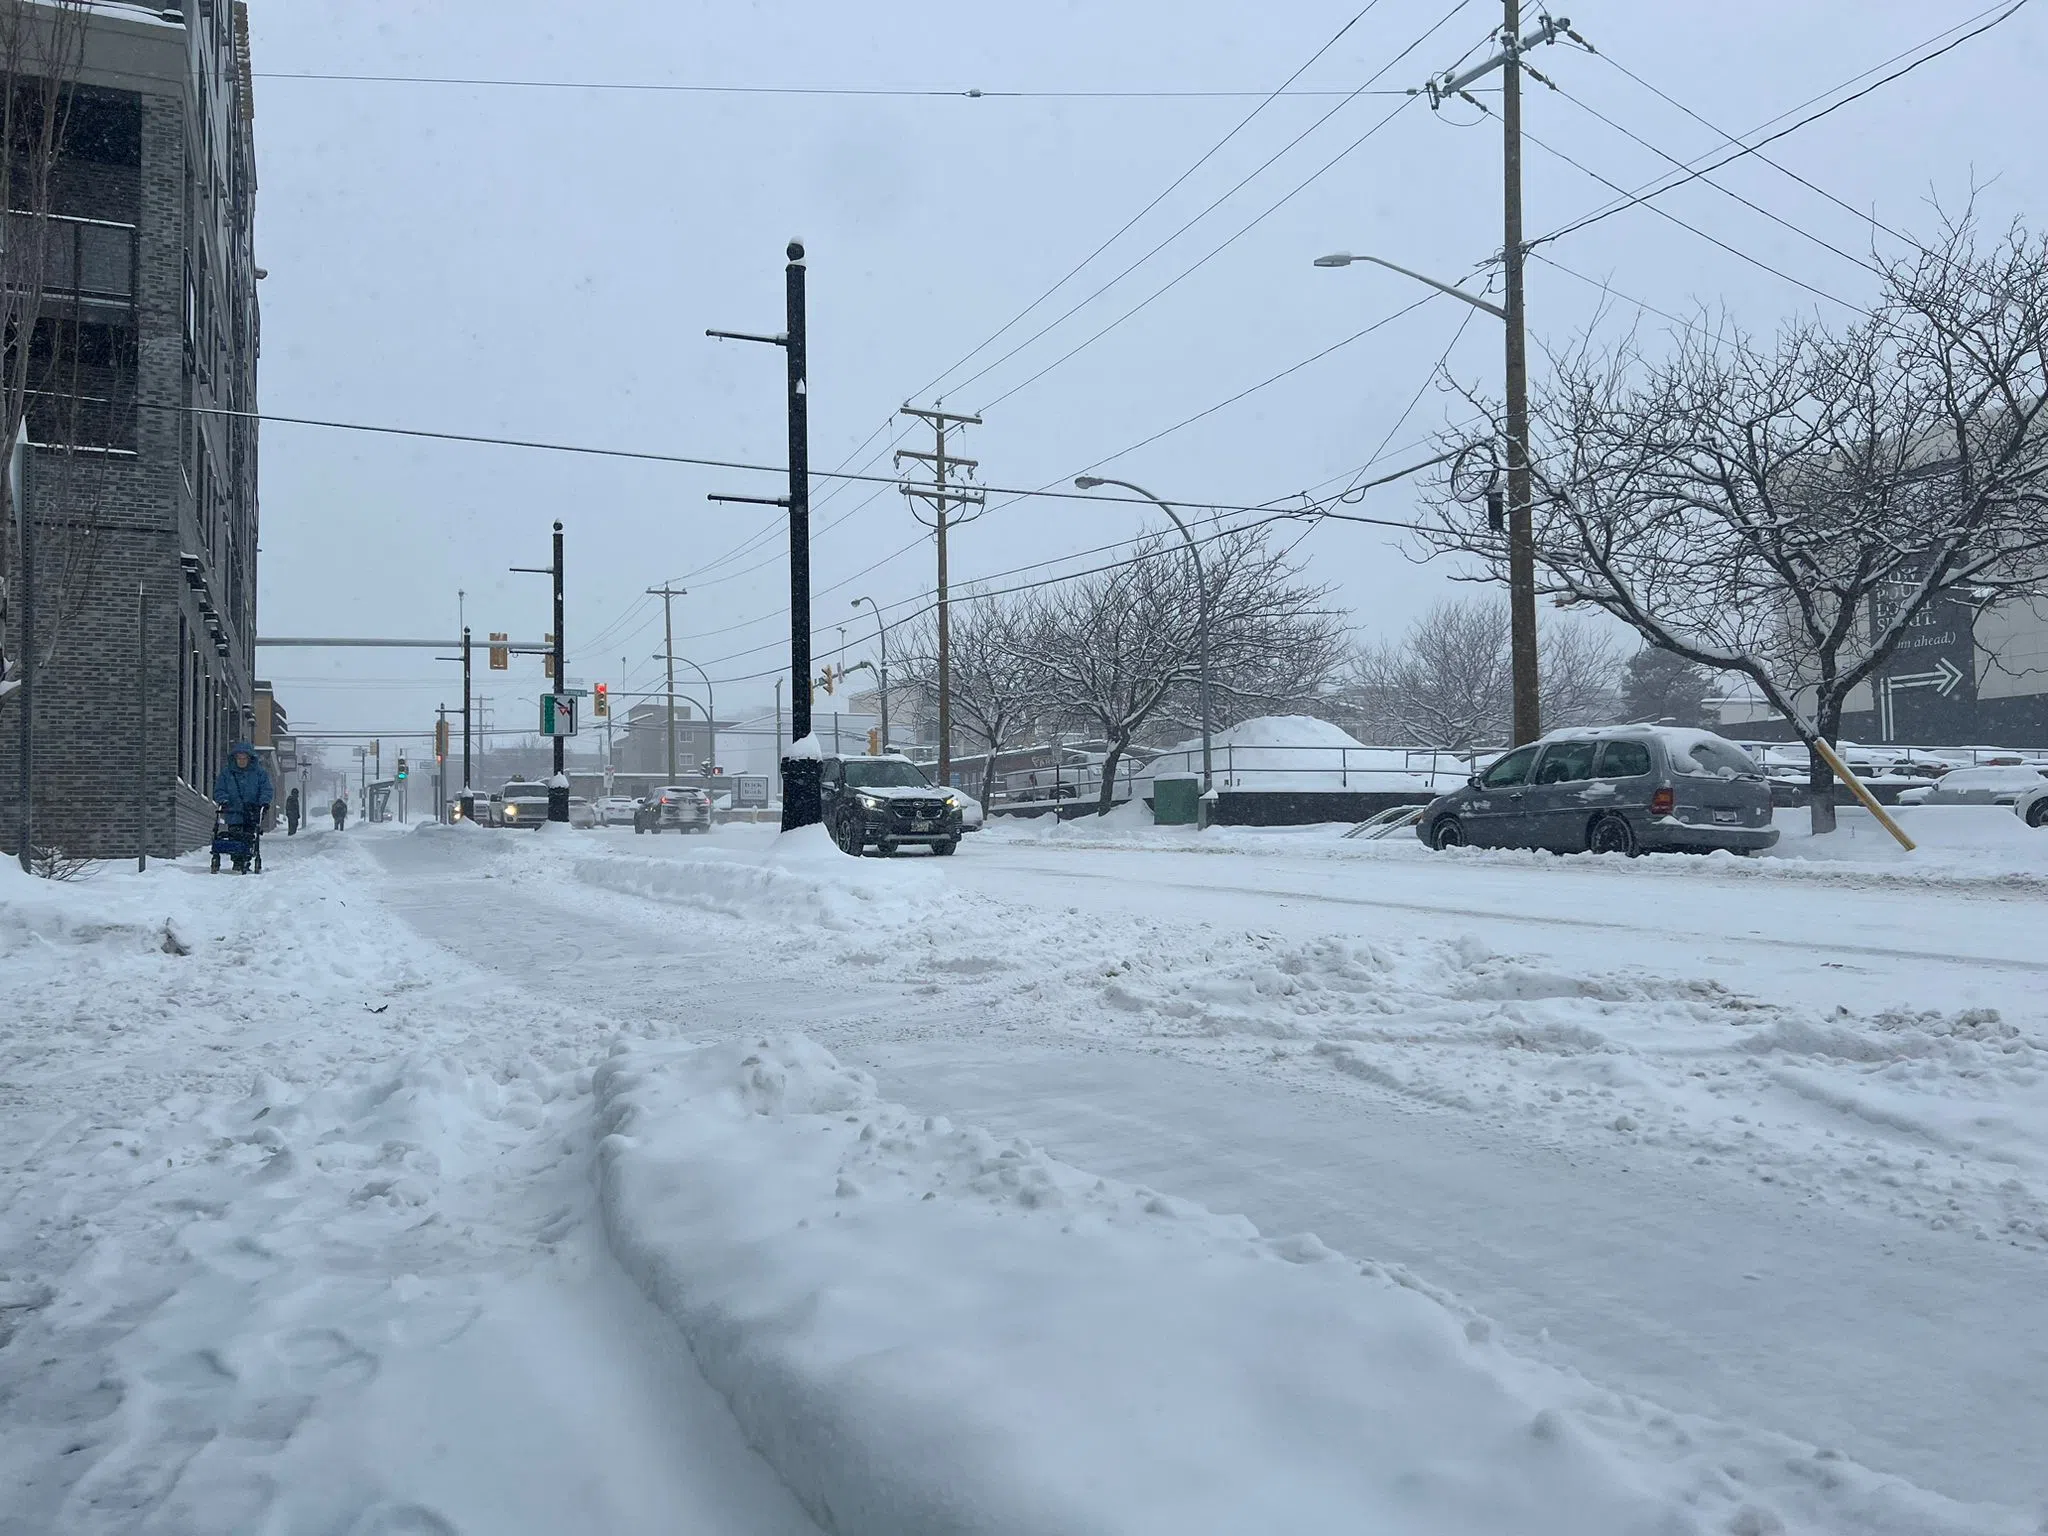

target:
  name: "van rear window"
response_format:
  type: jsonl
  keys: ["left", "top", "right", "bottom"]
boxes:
{"left": 1674, "top": 739, "right": 1760, "bottom": 779}
{"left": 1596, "top": 741, "right": 1652, "bottom": 778}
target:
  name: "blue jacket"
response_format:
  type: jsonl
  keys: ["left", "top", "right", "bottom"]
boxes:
{"left": 214, "top": 741, "right": 273, "bottom": 818}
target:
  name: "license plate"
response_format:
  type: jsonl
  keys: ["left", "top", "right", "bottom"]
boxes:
{"left": 1713, "top": 809, "right": 1738, "bottom": 823}
{"left": 911, "top": 819, "right": 934, "bottom": 832}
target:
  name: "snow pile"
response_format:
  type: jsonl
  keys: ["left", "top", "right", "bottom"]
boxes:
{"left": 1139, "top": 715, "right": 1444, "bottom": 794}
{"left": 596, "top": 1035, "right": 2024, "bottom": 1536}
{"left": 565, "top": 824, "right": 948, "bottom": 930}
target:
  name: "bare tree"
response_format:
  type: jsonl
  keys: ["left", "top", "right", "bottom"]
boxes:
{"left": 1345, "top": 596, "right": 1619, "bottom": 749}
{"left": 1421, "top": 213, "right": 2048, "bottom": 830}
{"left": 1011, "top": 528, "right": 1342, "bottom": 815}
{"left": 893, "top": 592, "right": 1042, "bottom": 806}
{"left": 1, "top": 0, "right": 107, "bottom": 705}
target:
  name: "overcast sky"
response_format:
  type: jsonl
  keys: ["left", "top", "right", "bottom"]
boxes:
{"left": 244, "top": 0, "right": 2048, "bottom": 751}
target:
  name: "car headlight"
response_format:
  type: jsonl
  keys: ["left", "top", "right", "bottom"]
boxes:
{"left": 504, "top": 805, "right": 518, "bottom": 818}
{"left": 857, "top": 792, "right": 887, "bottom": 810}
{"left": 943, "top": 792, "right": 961, "bottom": 808}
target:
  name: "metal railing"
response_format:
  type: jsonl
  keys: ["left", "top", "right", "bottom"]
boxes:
{"left": 2, "top": 211, "right": 137, "bottom": 304}
{"left": 1137, "top": 742, "right": 1476, "bottom": 793}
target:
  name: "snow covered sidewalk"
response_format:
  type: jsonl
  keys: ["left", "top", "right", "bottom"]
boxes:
{"left": 0, "top": 829, "right": 818, "bottom": 1534}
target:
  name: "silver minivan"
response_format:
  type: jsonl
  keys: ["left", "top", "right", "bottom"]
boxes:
{"left": 1418, "top": 727, "right": 1778, "bottom": 855}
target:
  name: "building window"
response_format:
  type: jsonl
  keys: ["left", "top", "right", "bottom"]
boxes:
{"left": 60, "top": 86, "right": 143, "bottom": 168}
{"left": 177, "top": 617, "right": 189, "bottom": 783}
{"left": 22, "top": 316, "right": 137, "bottom": 449}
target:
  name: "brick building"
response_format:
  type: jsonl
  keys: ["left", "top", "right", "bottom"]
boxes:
{"left": 1, "top": 1, "right": 259, "bottom": 859}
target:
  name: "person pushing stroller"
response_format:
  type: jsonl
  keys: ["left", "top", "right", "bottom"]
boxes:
{"left": 212, "top": 741, "right": 273, "bottom": 874}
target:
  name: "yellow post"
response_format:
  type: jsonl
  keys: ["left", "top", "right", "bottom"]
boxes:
{"left": 1808, "top": 736, "right": 1915, "bottom": 852}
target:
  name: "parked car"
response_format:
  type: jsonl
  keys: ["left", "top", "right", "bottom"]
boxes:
{"left": 567, "top": 796, "right": 599, "bottom": 828}
{"left": 1894, "top": 765, "right": 2048, "bottom": 807}
{"left": 1417, "top": 726, "right": 1778, "bottom": 856}
{"left": 598, "top": 795, "right": 639, "bottom": 827}
{"left": 952, "top": 789, "right": 986, "bottom": 830}
{"left": 821, "top": 754, "right": 965, "bottom": 855}
{"left": 635, "top": 785, "right": 711, "bottom": 833}
{"left": 2016, "top": 779, "right": 2048, "bottom": 828}
{"left": 499, "top": 780, "right": 551, "bottom": 827}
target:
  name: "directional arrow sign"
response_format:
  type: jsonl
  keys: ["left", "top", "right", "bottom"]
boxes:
{"left": 1887, "top": 655, "right": 1965, "bottom": 696}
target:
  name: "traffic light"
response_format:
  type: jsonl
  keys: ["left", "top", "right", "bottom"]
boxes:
{"left": 817, "top": 665, "right": 838, "bottom": 696}
{"left": 396, "top": 757, "right": 409, "bottom": 782}
{"left": 489, "top": 632, "right": 509, "bottom": 670}
{"left": 867, "top": 727, "right": 880, "bottom": 755}
{"left": 542, "top": 634, "right": 556, "bottom": 679}
{"left": 435, "top": 719, "right": 450, "bottom": 763}
{"left": 593, "top": 682, "right": 609, "bottom": 718}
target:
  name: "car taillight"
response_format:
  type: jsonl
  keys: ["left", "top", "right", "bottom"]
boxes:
{"left": 1650, "top": 787, "right": 1675, "bottom": 816}
{"left": 660, "top": 796, "right": 671, "bottom": 804}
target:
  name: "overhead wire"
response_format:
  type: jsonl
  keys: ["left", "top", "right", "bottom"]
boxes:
{"left": 960, "top": 0, "right": 1481, "bottom": 411}
{"left": 909, "top": 0, "right": 1405, "bottom": 403}
{"left": 1523, "top": 0, "right": 2028, "bottom": 255}
{"left": 254, "top": 71, "right": 1440, "bottom": 100}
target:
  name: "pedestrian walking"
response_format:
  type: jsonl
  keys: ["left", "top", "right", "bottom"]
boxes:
{"left": 211, "top": 741, "right": 273, "bottom": 875}
{"left": 331, "top": 795, "right": 348, "bottom": 831}
{"left": 285, "top": 787, "right": 301, "bottom": 836}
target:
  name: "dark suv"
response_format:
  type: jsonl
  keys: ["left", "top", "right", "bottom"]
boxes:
{"left": 821, "top": 754, "right": 965, "bottom": 856}
{"left": 1418, "top": 726, "right": 1778, "bottom": 856}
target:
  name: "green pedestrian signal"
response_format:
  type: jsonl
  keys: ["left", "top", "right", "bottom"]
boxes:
{"left": 396, "top": 758, "right": 409, "bottom": 781}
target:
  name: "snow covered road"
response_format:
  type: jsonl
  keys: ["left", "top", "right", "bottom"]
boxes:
{"left": 366, "top": 817, "right": 2048, "bottom": 1521}
{"left": 8, "top": 815, "right": 2045, "bottom": 1531}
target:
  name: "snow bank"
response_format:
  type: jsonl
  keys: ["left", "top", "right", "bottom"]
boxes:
{"left": 595, "top": 1036, "right": 2022, "bottom": 1536}
{"left": 1139, "top": 716, "right": 1445, "bottom": 794}
{"left": 565, "top": 825, "right": 947, "bottom": 930}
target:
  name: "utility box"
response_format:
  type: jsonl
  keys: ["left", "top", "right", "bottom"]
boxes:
{"left": 1153, "top": 775, "right": 1200, "bottom": 826}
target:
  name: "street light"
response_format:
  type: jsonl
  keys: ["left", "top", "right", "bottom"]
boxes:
{"left": 1073, "top": 475, "right": 1211, "bottom": 807}
{"left": 1316, "top": 248, "right": 1538, "bottom": 744}
{"left": 851, "top": 595, "right": 889, "bottom": 752}
{"left": 652, "top": 651, "right": 716, "bottom": 777}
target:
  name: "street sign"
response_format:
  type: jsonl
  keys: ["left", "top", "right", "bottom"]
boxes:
{"left": 540, "top": 693, "right": 578, "bottom": 737}
{"left": 1873, "top": 569, "right": 1977, "bottom": 742}
{"left": 734, "top": 774, "right": 770, "bottom": 808}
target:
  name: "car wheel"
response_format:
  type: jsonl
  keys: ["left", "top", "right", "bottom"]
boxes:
{"left": 933, "top": 838, "right": 958, "bottom": 857}
{"left": 1589, "top": 813, "right": 1638, "bottom": 856}
{"left": 1429, "top": 816, "right": 1467, "bottom": 851}
{"left": 2028, "top": 798, "right": 2048, "bottom": 828}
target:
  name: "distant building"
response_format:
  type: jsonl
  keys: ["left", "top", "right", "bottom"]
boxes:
{"left": 1716, "top": 596, "right": 2048, "bottom": 748}
{"left": 1, "top": 3, "right": 260, "bottom": 858}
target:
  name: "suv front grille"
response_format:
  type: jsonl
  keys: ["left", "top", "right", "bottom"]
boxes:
{"left": 889, "top": 799, "right": 947, "bottom": 820}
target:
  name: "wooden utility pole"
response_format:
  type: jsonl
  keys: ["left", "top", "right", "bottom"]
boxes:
{"left": 897, "top": 404, "right": 983, "bottom": 788}
{"left": 647, "top": 583, "right": 685, "bottom": 782}
{"left": 1500, "top": 0, "right": 1539, "bottom": 746}
{"left": 1421, "top": 4, "right": 1576, "bottom": 745}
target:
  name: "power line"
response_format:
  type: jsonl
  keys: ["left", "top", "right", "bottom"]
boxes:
{"left": 1525, "top": 0, "right": 2029, "bottom": 256}
{"left": 1545, "top": 82, "right": 1882, "bottom": 277}
{"left": 959, "top": 1, "right": 1478, "bottom": 410}
{"left": 910, "top": 0, "right": 1408, "bottom": 403}
{"left": 253, "top": 70, "right": 1438, "bottom": 100}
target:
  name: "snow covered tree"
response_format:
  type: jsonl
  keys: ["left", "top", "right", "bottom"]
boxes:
{"left": 1011, "top": 527, "right": 1341, "bottom": 815}
{"left": 893, "top": 594, "right": 1041, "bottom": 808}
{"left": 1419, "top": 212, "right": 2048, "bottom": 831}
{"left": 1346, "top": 597, "right": 1619, "bottom": 749}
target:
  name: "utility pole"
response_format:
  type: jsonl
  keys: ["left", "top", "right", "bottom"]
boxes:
{"left": 550, "top": 521, "right": 567, "bottom": 819}
{"left": 461, "top": 625, "right": 473, "bottom": 816}
{"left": 897, "top": 404, "right": 984, "bottom": 789}
{"left": 1422, "top": 5, "right": 1575, "bottom": 744}
{"left": 14, "top": 435, "right": 33, "bottom": 872}
{"left": 136, "top": 582, "right": 148, "bottom": 871}
{"left": 648, "top": 583, "right": 684, "bottom": 782}
{"left": 707, "top": 239, "right": 817, "bottom": 831}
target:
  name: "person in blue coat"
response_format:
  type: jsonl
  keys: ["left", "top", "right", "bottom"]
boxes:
{"left": 214, "top": 741, "right": 273, "bottom": 830}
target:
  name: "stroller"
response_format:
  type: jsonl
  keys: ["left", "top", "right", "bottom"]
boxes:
{"left": 210, "top": 808, "right": 264, "bottom": 874}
